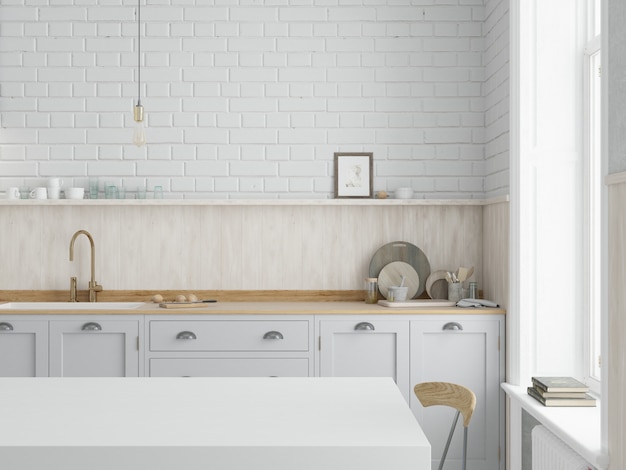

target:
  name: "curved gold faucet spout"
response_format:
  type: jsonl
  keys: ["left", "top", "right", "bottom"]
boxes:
{"left": 69, "top": 230, "right": 103, "bottom": 302}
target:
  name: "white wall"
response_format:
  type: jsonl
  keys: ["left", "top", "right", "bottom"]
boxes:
{"left": 483, "top": 0, "right": 509, "bottom": 198}
{"left": 0, "top": 0, "right": 497, "bottom": 199}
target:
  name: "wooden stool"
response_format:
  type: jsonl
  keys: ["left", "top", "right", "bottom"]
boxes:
{"left": 413, "top": 382, "right": 476, "bottom": 470}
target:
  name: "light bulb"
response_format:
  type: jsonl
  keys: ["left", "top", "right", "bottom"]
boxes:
{"left": 133, "top": 119, "right": 146, "bottom": 147}
{"left": 133, "top": 104, "right": 146, "bottom": 147}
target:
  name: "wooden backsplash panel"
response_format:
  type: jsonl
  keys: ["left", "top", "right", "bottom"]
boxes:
{"left": 0, "top": 204, "right": 498, "bottom": 292}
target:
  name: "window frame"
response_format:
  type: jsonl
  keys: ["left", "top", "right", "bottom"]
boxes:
{"left": 583, "top": 33, "right": 602, "bottom": 393}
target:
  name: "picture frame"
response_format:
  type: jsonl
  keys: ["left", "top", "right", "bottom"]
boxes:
{"left": 334, "top": 152, "right": 373, "bottom": 198}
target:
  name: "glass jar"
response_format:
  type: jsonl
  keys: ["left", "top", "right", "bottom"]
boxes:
{"left": 365, "top": 278, "right": 378, "bottom": 304}
{"left": 469, "top": 282, "right": 478, "bottom": 299}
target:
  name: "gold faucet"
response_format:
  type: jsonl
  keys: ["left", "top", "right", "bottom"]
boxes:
{"left": 69, "top": 230, "right": 103, "bottom": 302}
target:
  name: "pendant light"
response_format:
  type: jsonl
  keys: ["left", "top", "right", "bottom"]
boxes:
{"left": 132, "top": 0, "right": 146, "bottom": 147}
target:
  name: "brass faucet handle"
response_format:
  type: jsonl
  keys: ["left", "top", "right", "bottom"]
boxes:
{"left": 69, "top": 277, "right": 78, "bottom": 302}
{"left": 89, "top": 281, "right": 103, "bottom": 293}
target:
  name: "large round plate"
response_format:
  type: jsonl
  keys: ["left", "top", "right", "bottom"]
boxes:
{"left": 377, "top": 261, "right": 420, "bottom": 300}
{"left": 425, "top": 270, "right": 449, "bottom": 299}
{"left": 369, "top": 241, "right": 430, "bottom": 298}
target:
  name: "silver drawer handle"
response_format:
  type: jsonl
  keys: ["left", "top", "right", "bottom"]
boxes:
{"left": 176, "top": 331, "right": 197, "bottom": 340}
{"left": 82, "top": 322, "right": 102, "bottom": 331}
{"left": 263, "top": 331, "right": 284, "bottom": 340}
{"left": 443, "top": 322, "right": 463, "bottom": 331}
{"left": 354, "top": 322, "right": 375, "bottom": 331}
{"left": 0, "top": 322, "right": 13, "bottom": 331}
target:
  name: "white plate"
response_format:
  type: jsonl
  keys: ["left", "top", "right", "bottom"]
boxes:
{"left": 425, "top": 270, "right": 449, "bottom": 299}
{"left": 377, "top": 261, "right": 420, "bottom": 300}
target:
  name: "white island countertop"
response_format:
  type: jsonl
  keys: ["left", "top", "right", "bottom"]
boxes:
{"left": 0, "top": 377, "right": 430, "bottom": 470}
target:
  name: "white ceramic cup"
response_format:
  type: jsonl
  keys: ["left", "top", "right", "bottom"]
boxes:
{"left": 47, "top": 186, "right": 61, "bottom": 199}
{"left": 5, "top": 187, "right": 19, "bottom": 199}
{"left": 29, "top": 187, "right": 47, "bottom": 199}
{"left": 65, "top": 187, "right": 84, "bottom": 200}
{"left": 48, "top": 178, "right": 63, "bottom": 188}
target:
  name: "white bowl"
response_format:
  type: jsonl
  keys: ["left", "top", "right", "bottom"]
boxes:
{"left": 388, "top": 286, "right": 409, "bottom": 302}
{"left": 65, "top": 188, "right": 85, "bottom": 200}
{"left": 394, "top": 187, "right": 414, "bottom": 199}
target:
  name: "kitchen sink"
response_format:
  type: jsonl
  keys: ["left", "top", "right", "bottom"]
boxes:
{"left": 0, "top": 302, "right": 145, "bottom": 310}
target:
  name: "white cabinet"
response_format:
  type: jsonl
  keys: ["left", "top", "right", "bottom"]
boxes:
{"left": 410, "top": 316, "right": 504, "bottom": 470}
{"left": 318, "top": 317, "right": 410, "bottom": 403}
{"left": 49, "top": 317, "right": 141, "bottom": 377}
{"left": 0, "top": 318, "right": 48, "bottom": 377}
{"left": 146, "top": 316, "right": 314, "bottom": 378}
{"left": 150, "top": 358, "right": 310, "bottom": 377}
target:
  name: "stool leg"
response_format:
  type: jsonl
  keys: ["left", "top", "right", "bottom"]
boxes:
{"left": 438, "top": 410, "right": 460, "bottom": 470}
{"left": 461, "top": 426, "right": 469, "bottom": 470}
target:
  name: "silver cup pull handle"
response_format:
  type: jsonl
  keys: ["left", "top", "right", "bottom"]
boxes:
{"left": 263, "top": 331, "right": 284, "bottom": 340}
{"left": 176, "top": 331, "right": 197, "bottom": 340}
{"left": 82, "top": 322, "right": 102, "bottom": 331}
{"left": 0, "top": 322, "right": 14, "bottom": 331}
{"left": 442, "top": 322, "right": 463, "bottom": 331}
{"left": 354, "top": 322, "right": 375, "bottom": 331}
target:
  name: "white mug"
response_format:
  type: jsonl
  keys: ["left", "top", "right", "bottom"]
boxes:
{"left": 47, "top": 186, "right": 61, "bottom": 200}
{"left": 5, "top": 187, "right": 19, "bottom": 199}
{"left": 29, "top": 187, "right": 47, "bottom": 199}
{"left": 48, "top": 178, "right": 63, "bottom": 188}
{"left": 65, "top": 187, "right": 84, "bottom": 200}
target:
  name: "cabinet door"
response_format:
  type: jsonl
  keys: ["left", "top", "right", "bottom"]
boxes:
{"left": 0, "top": 319, "right": 48, "bottom": 377}
{"left": 410, "top": 318, "right": 503, "bottom": 470}
{"left": 49, "top": 319, "right": 140, "bottom": 377}
{"left": 149, "top": 357, "right": 310, "bottom": 377}
{"left": 319, "top": 319, "right": 410, "bottom": 403}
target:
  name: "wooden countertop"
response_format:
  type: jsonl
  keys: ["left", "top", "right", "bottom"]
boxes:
{"left": 0, "top": 300, "right": 505, "bottom": 315}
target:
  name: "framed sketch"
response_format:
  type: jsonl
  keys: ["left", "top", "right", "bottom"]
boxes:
{"left": 334, "top": 152, "right": 373, "bottom": 198}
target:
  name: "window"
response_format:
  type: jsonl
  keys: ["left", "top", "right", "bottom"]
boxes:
{"left": 583, "top": 12, "right": 601, "bottom": 389}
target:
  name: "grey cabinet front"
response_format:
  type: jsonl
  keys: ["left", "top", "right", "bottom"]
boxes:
{"left": 318, "top": 318, "right": 410, "bottom": 403}
{"left": 150, "top": 357, "right": 310, "bottom": 377}
{"left": 410, "top": 317, "right": 504, "bottom": 470}
{"left": 150, "top": 320, "right": 309, "bottom": 352}
{"left": 49, "top": 319, "right": 140, "bottom": 377}
{"left": 146, "top": 316, "right": 315, "bottom": 378}
{"left": 0, "top": 319, "right": 48, "bottom": 377}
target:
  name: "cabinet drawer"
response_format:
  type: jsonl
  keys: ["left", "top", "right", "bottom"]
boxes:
{"left": 149, "top": 357, "right": 310, "bottom": 377}
{"left": 149, "top": 320, "right": 309, "bottom": 352}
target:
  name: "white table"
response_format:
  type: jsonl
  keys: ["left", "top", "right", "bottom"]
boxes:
{"left": 0, "top": 377, "right": 430, "bottom": 470}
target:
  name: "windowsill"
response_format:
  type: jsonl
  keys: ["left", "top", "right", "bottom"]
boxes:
{"left": 501, "top": 383, "right": 608, "bottom": 469}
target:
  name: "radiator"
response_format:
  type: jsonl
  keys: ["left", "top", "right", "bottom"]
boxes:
{"left": 531, "top": 425, "right": 595, "bottom": 470}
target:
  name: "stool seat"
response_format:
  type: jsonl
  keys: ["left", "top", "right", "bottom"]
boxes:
{"left": 414, "top": 382, "right": 476, "bottom": 470}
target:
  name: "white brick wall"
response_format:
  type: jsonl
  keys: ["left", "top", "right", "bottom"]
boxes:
{"left": 483, "top": 0, "right": 510, "bottom": 198}
{"left": 0, "top": 0, "right": 506, "bottom": 199}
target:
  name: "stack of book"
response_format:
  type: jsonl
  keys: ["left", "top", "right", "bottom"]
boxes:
{"left": 527, "top": 377, "right": 596, "bottom": 407}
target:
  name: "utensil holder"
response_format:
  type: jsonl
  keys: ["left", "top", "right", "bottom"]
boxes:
{"left": 448, "top": 283, "right": 464, "bottom": 302}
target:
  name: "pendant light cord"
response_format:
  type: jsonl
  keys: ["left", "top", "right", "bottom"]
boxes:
{"left": 137, "top": 0, "right": 141, "bottom": 107}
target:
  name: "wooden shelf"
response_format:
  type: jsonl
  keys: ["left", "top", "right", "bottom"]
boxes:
{"left": 0, "top": 195, "right": 509, "bottom": 207}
